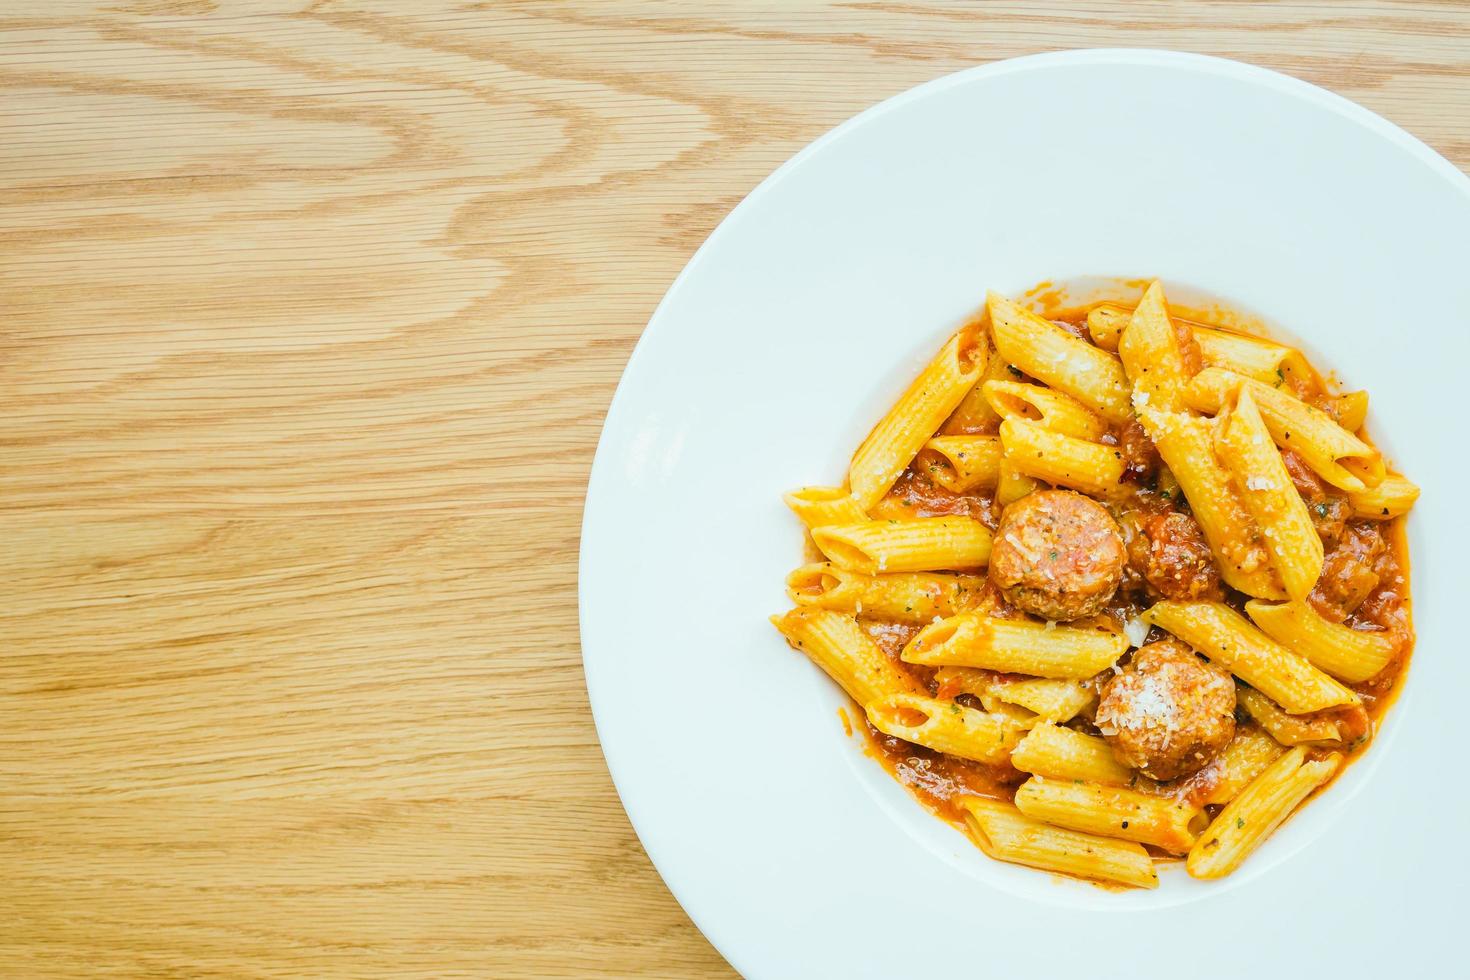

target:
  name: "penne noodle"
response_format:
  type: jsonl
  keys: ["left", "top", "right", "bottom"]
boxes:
{"left": 943, "top": 336, "right": 1014, "bottom": 435}
{"left": 785, "top": 563, "right": 985, "bottom": 624}
{"left": 995, "top": 457, "right": 1042, "bottom": 507}
{"left": 1085, "top": 304, "right": 1129, "bottom": 351}
{"left": 1119, "top": 280, "right": 1197, "bottom": 413}
{"left": 959, "top": 798, "right": 1158, "bottom": 889}
{"left": 933, "top": 666, "right": 1041, "bottom": 727}
{"left": 1245, "top": 599, "right": 1398, "bottom": 683}
{"left": 1010, "top": 723, "right": 1133, "bottom": 785}
{"left": 1087, "top": 302, "right": 1310, "bottom": 388}
{"left": 920, "top": 435, "right": 1004, "bottom": 492}
{"left": 981, "top": 379, "right": 1107, "bottom": 439}
{"left": 988, "top": 293, "right": 1132, "bottom": 423}
{"left": 1217, "top": 386, "right": 1324, "bottom": 601}
{"left": 1200, "top": 726, "right": 1285, "bottom": 806}
{"left": 783, "top": 486, "right": 868, "bottom": 529}
{"left": 1136, "top": 407, "right": 1284, "bottom": 599}
{"left": 1187, "top": 747, "right": 1340, "bottom": 879}
{"left": 1347, "top": 473, "right": 1420, "bottom": 521}
{"left": 865, "top": 693, "right": 1023, "bottom": 765}
{"left": 1185, "top": 368, "right": 1384, "bottom": 492}
{"left": 903, "top": 613, "right": 1127, "bottom": 679}
{"left": 1195, "top": 328, "right": 1310, "bottom": 389}
{"left": 849, "top": 324, "right": 988, "bottom": 509}
{"left": 999, "top": 418, "right": 1125, "bottom": 497}
{"left": 1013, "top": 777, "right": 1207, "bottom": 855}
{"left": 989, "top": 676, "right": 1096, "bottom": 723}
{"left": 812, "top": 518, "right": 992, "bottom": 574}
{"left": 1143, "top": 601, "right": 1358, "bottom": 713}
{"left": 770, "top": 608, "right": 923, "bottom": 706}
{"left": 1236, "top": 685, "right": 1344, "bottom": 746}
{"left": 1323, "top": 390, "right": 1369, "bottom": 432}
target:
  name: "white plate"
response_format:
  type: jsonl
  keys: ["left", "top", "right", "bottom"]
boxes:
{"left": 579, "top": 50, "right": 1470, "bottom": 978}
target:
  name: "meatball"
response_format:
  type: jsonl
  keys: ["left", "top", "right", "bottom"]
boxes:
{"left": 1095, "top": 640, "right": 1236, "bottom": 780}
{"left": 1138, "top": 512, "right": 1223, "bottom": 601}
{"left": 1308, "top": 521, "right": 1386, "bottom": 622}
{"left": 1117, "top": 417, "right": 1161, "bottom": 484}
{"left": 989, "top": 490, "right": 1125, "bottom": 621}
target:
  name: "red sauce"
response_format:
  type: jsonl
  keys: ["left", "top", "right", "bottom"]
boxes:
{"left": 848, "top": 305, "right": 1414, "bottom": 833}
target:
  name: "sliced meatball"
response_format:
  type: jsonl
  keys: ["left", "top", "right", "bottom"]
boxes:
{"left": 1138, "top": 512, "right": 1223, "bottom": 601}
{"left": 1308, "top": 520, "right": 1386, "bottom": 622}
{"left": 1095, "top": 640, "right": 1236, "bottom": 780}
{"left": 989, "top": 490, "right": 1125, "bottom": 621}
{"left": 1117, "top": 417, "right": 1161, "bottom": 484}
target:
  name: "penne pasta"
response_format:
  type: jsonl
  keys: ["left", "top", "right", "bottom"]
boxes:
{"left": 995, "top": 458, "right": 1042, "bottom": 507}
{"left": 999, "top": 418, "right": 1125, "bottom": 497}
{"left": 959, "top": 798, "right": 1158, "bottom": 889}
{"left": 1216, "top": 386, "right": 1324, "bottom": 601}
{"left": 1347, "top": 473, "right": 1420, "bottom": 521}
{"left": 1013, "top": 777, "right": 1207, "bottom": 854}
{"left": 1010, "top": 723, "right": 1133, "bottom": 785}
{"left": 987, "top": 293, "right": 1132, "bottom": 423}
{"left": 865, "top": 693, "right": 1023, "bottom": 765}
{"left": 1087, "top": 302, "right": 1310, "bottom": 388}
{"left": 1085, "top": 304, "right": 1129, "bottom": 351}
{"left": 1195, "top": 328, "right": 1310, "bottom": 389}
{"left": 1187, "top": 747, "right": 1340, "bottom": 879}
{"left": 811, "top": 518, "right": 992, "bottom": 574}
{"left": 933, "top": 667, "right": 1041, "bottom": 727}
{"left": 770, "top": 608, "right": 923, "bottom": 706}
{"left": 1236, "top": 685, "right": 1343, "bottom": 746}
{"left": 920, "top": 435, "right": 1004, "bottom": 492}
{"left": 783, "top": 486, "right": 868, "bottom": 529}
{"left": 989, "top": 676, "right": 1096, "bottom": 722}
{"left": 785, "top": 563, "right": 985, "bottom": 624}
{"left": 1323, "top": 390, "right": 1369, "bottom": 432}
{"left": 903, "top": 612, "right": 1127, "bottom": 679}
{"left": 778, "top": 282, "right": 1417, "bottom": 888}
{"left": 1185, "top": 368, "right": 1385, "bottom": 492}
{"left": 849, "top": 324, "right": 988, "bottom": 509}
{"left": 1143, "top": 601, "right": 1358, "bottom": 713}
{"left": 942, "top": 335, "right": 1012, "bottom": 435}
{"left": 1118, "top": 280, "right": 1197, "bottom": 413}
{"left": 1199, "top": 726, "right": 1286, "bottom": 806}
{"left": 981, "top": 379, "right": 1107, "bottom": 439}
{"left": 1245, "top": 599, "right": 1398, "bottom": 683}
{"left": 1136, "top": 407, "right": 1284, "bottom": 599}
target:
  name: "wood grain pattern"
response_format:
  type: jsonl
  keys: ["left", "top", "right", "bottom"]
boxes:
{"left": 1, "top": 2, "right": 1464, "bottom": 976}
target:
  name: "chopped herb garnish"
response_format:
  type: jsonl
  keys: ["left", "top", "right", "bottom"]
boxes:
{"left": 1236, "top": 817, "right": 1246, "bottom": 829}
{"left": 1275, "top": 368, "right": 1285, "bottom": 387}
{"left": 1049, "top": 550, "right": 1059, "bottom": 560}
{"left": 1314, "top": 502, "right": 1329, "bottom": 518}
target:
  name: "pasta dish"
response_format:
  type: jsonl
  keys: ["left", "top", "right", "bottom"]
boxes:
{"left": 771, "top": 282, "right": 1416, "bottom": 887}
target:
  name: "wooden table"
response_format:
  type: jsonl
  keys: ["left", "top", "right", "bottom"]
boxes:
{"left": 2, "top": 3, "right": 1464, "bottom": 976}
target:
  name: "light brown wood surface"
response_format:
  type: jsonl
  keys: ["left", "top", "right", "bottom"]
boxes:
{"left": 1, "top": 2, "right": 1465, "bottom": 976}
